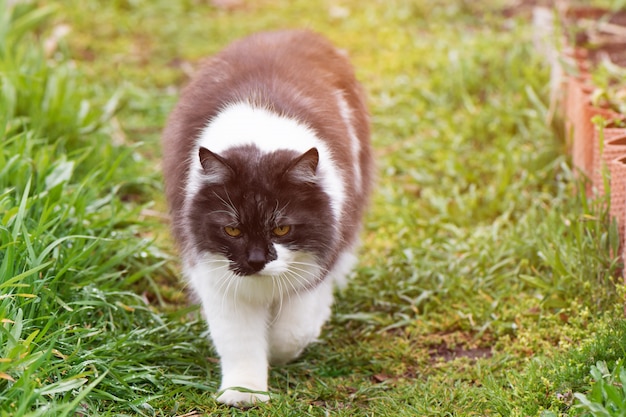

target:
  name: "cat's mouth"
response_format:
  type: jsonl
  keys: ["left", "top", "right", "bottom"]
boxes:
{"left": 230, "top": 259, "right": 284, "bottom": 277}
{"left": 231, "top": 266, "right": 268, "bottom": 277}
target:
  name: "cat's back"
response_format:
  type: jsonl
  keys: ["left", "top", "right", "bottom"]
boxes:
{"left": 162, "top": 30, "right": 373, "bottom": 249}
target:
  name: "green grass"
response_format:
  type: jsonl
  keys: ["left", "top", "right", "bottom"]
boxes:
{"left": 1, "top": 0, "right": 626, "bottom": 415}
{"left": 573, "top": 358, "right": 626, "bottom": 416}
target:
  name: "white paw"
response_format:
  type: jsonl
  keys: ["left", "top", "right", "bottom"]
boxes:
{"left": 216, "top": 388, "right": 270, "bottom": 407}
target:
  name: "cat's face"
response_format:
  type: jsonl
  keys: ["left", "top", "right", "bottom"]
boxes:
{"left": 188, "top": 145, "right": 335, "bottom": 277}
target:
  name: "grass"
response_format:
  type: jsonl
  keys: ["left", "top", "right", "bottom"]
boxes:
{"left": 1, "top": 0, "right": 626, "bottom": 415}
{"left": 573, "top": 358, "right": 626, "bottom": 416}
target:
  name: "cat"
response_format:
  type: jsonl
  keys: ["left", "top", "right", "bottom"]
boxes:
{"left": 161, "top": 29, "right": 373, "bottom": 407}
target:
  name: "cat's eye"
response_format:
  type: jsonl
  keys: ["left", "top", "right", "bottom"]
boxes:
{"left": 224, "top": 226, "right": 242, "bottom": 237}
{"left": 272, "top": 225, "right": 291, "bottom": 237}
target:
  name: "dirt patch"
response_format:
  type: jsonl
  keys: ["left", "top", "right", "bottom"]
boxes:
{"left": 421, "top": 330, "right": 495, "bottom": 363}
{"left": 428, "top": 344, "right": 493, "bottom": 362}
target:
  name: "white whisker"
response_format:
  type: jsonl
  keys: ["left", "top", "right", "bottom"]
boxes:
{"left": 198, "top": 263, "right": 230, "bottom": 275}
{"left": 212, "top": 190, "right": 239, "bottom": 220}
{"left": 208, "top": 209, "right": 239, "bottom": 217}
{"left": 286, "top": 266, "right": 319, "bottom": 285}
{"left": 282, "top": 270, "right": 305, "bottom": 300}
{"left": 267, "top": 275, "right": 285, "bottom": 327}
{"left": 227, "top": 277, "right": 240, "bottom": 316}
{"left": 287, "top": 264, "right": 318, "bottom": 276}
{"left": 219, "top": 271, "right": 239, "bottom": 315}
{"left": 215, "top": 269, "right": 233, "bottom": 294}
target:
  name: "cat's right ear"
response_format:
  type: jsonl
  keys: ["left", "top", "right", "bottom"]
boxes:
{"left": 199, "top": 147, "right": 232, "bottom": 183}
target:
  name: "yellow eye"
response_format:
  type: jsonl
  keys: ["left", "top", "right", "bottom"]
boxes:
{"left": 272, "top": 225, "right": 291, "bottom": 237}
{"left": 224, "top": 226, "right": 242, "bottom": 237}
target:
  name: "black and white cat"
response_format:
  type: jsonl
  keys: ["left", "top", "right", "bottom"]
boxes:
{"left": 162, "top": 29, "right": 373, "bottom": 406}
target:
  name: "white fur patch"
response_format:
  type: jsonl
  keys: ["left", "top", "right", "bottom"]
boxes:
{"left": 185, "top": 102, "right": 346, "bottom": 223}
{"left": 268, "top": 279, "right": 334, "bottom": 364}
{"left": 333, "top": 90, "right": 362, "bottom": 193}
{"left": 326, "top": 248, "right": 358, "bottom": 288}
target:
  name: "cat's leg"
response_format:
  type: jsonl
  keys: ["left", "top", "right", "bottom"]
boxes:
{"left": 197, "top": 290, "right": 271, "bottom": 406}
{"left": 267, "top": 279, "right": 334, "bottom": 365}
{"left": 206, "top": 298, "right": 270, "bottom": 405}
{"left": 186, "top": 257, "right": 272, "bottom": 406}
{"left": 267, "top": 250, "right": 357, "bottom": 364}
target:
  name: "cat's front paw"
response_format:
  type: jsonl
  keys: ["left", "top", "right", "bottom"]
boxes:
{"left": 216, "top": 388, "right": 270, "bottom": 407}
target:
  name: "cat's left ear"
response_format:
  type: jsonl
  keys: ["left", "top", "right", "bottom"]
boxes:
{"left": 199, "top": 147, "right": 233, "bottom": 183}
{"left": 284, "top": 148, "right": 319, "bottom": 183}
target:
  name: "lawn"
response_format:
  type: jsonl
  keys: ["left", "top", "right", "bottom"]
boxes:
{"left": 2, "top": 0, "right": 626, "bottom": 415}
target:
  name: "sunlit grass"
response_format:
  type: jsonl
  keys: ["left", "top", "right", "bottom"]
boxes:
{"left": 1, "top": 0, "right": 624, "bottom": 415}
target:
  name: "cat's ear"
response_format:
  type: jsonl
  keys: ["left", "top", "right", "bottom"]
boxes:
{"left": 284, "top": 148, "right": 319, "bottom": 183}
{"left": 199, "top": 147, "right": 233, "bottom": 183}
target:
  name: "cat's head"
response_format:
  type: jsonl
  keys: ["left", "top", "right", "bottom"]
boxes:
{"left": 187, "top": 145, "right": 335, "bottom": 278}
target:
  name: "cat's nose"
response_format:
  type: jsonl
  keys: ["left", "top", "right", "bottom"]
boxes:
{"left": 247, "top": 248, "right": 267, "bottom": 272}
